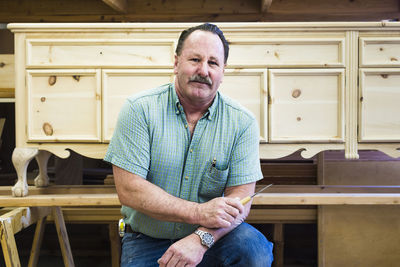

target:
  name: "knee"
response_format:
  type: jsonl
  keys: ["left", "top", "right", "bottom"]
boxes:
{"left": 230, "top": 223, "right": 274, "bottom": 266}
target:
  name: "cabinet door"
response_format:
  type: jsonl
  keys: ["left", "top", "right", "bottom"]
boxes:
{"left": 27, "top": 69, "right": 101, "bottom": 142}
{"left": 229, "top": 38, "right": 345, "bottom": 67}
{"left": 359, "top": 37, "right": 400, "bottom": 67}
{"left": 102, "top": 69, "right": 174, "bottom": 142}
{"left": 269, "top": 69, "right": 344, "bottom": 142}
{"left": 359, "top": 69, "right": 400, "bottom": 142}
{"left": 26, "top": 39, "right": 176, "bottom": 68}
{"left": 218, "top": 69, "right": 268, "bottom": 142}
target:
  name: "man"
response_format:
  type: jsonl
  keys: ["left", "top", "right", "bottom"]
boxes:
{"left": 105, "top": 23, "right": 273, "bottom": 267}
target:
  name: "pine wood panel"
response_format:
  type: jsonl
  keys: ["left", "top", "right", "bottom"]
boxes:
{"left": 102, "top": 69, "right": 174, "bottom": 141}
{"left": 26, "top": 39, "right": 176, "bottom": 68}
{"left": 269, "top": 69, "right": 345, "bottom": 142}
{"left": 359, "top": 69, "right": 400, "bottom": 142}
{"left": 229, "top": 38, "right": 344, "bottom": 68}
{"left": 27, "top": 69, "right": 101, "bottom": 142}
{"left": 0, "top": 54, "right": 14, "bottom": 98}
{"left": 219, "top": 69, "right": 268, "bottom": 142}
{"left": 360, "top": 37, "right": 400, "bottom": 67}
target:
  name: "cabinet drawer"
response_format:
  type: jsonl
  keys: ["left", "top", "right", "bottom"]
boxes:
{"left": 219, "top": 69, "right": 268, "bottom": 142}
{"left": 102, "top": 69, "right": 174, "bottom": 142}
{"left": 26, "top": 39, "right": 175, "bottom": 67}
{"left": 359, "top": 69, "right": 400, "bottom": 142}
{"left": 269, "top": 69, "right": 344, "bottom": 142}
{"left": 360, "top": 37, "right": 400, "bottom": 67}
{"left": 228, "top": 38, "right": 344, "bottom": 67}
{"left": 27, "top": 69, "right": 101, "bottom": 142}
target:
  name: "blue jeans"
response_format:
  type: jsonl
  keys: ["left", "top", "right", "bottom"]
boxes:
{"left": 120, "top": 222, "right": 274, "bottom": 267}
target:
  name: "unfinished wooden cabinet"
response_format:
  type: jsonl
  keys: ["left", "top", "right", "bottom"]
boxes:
{"left": 7, "top": 22, "right": 400, "bottom": 196}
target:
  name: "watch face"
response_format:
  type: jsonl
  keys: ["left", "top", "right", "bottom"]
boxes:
{"left": 202, "top": 232, "right": 214, "bottom": 247}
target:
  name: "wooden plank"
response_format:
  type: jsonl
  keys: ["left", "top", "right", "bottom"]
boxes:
{"left": 253, "top": 193, "right": 400, "bottom": 205}
{"left": 1, "top": 0, "right": 399, "bottom": 22}
{"left": 0, "top": 193, "right": 120, "bottom": 207}
{"left": 52, "top": 207, "right": 75, "bottom": 267}
{"left": 102, "top": 0, "right": 127, "bottom": 13}
{"left": 0, "top": 192, "right": 399, "bottom": 206}
{"left": 108, "top": 223, "right": 121, "bottom": 267}
{"left": 0, "top": 185, "right": 117, "bottom": 195}
{"left": 0, "top": 207, "right": 51, "bottom": 234}
{"left": 28, "top": 216, "right": 47, "bottom": 267}
{"left": 247, "top": 208, "right": 316, "bottom": 223}
{"left": 1, "top": 184, "right": 399, "bottom": 196}
{"left": 0, "top": 54, "right": 15, "bottom": 98}
{"left": 0, "top": 218, "right": 20, "bottom": 267}
{"left": 273, "top": 223, "right": 284, "bottom": 267}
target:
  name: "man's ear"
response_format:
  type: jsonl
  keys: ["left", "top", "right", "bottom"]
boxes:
{"left": 174, "top": 55, "right": 179, "bottom": 74}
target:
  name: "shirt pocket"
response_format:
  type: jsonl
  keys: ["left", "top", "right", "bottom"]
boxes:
{"left": 199, "top": 160, "right": 229, "bottom": 201}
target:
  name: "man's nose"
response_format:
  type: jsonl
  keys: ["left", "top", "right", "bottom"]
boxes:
{"left": 197, "top": 61, "right": 209, "bottom": 77}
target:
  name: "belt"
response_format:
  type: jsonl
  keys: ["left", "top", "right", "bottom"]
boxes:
{"left": 125, "top": 224, "right": 137, "bottom": 234}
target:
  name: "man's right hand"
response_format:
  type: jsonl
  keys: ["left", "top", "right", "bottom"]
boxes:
{"left": 194, "top": 197, "right": 244, "bottom": 228}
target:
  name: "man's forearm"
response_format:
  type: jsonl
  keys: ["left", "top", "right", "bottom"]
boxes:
{"left": 114, "top": 165, "right": 198, "bottom": 224}
{"left": 113, "top": 165, "right": 243, "bottom": 229}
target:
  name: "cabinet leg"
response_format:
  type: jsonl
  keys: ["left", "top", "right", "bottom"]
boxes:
{"left": 34, "top": 150, "right": 52, "bottom": 187}
{"left": 11, "top": 148, "right": 39, "bottom": 197}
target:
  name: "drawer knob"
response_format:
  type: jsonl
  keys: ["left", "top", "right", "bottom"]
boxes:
{"left": 292, "top": 89, "right": 301, "bottom": 98}
{"left": 297, "top": 117, "right": 302, "bottom": 121}
{"left": 48, "top": 76, "right": 57, "bottom": 86}
{"left": 42, "top": 122, "right": 54, "bottom": 136}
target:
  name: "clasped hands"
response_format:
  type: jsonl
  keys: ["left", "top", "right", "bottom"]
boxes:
{"left": 158, "top": 197, "right": 245, "bottom": 267}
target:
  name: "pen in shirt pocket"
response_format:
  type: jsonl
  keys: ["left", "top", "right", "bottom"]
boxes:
{"left": 209, "top": 157, "right": 216, "bottom": 172}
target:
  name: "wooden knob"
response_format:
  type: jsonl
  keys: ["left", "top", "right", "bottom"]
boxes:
{"left": 42, "top": 122, "right": 54, "bottom": 136}
{"left": 292, "top": 89, "right": 301, "bottom": 98}
{"left": 48, "top": 76, "right": 57, "bottom": 86}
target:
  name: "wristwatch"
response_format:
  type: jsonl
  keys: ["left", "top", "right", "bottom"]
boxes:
{"left": 195, "top": 229, "right": 215, "bottom": 248}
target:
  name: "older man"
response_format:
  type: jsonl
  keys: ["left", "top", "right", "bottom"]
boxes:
{"left": 105, "top": 23, "right": 273, "bottom": 267}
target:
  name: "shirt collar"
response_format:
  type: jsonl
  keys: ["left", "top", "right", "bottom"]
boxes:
{"left": 172, "top": 83, "right": 218, "bottom": 121}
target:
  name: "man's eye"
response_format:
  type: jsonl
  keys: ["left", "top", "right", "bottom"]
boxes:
{"left": 190, "top": 58, "right": 200, "bottom": 62}
{"left": 209, "top": 61, "right": 218, "bottom": 66}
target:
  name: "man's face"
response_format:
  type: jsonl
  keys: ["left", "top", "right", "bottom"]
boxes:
{"left": 174, "top": 30, "right": 226, "bottom": 105}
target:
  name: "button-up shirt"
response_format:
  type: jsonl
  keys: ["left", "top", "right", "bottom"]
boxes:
{"left": 104, "top": 83, "right": 263, "bottom": 239}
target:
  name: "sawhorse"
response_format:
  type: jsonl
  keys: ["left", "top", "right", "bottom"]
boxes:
{"left": 0, "top": 206, "right": 74, "bottom": 267}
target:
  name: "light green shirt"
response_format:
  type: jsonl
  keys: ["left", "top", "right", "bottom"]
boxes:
{"left": 104, "top": 83, "right": 263, "bottom": 239}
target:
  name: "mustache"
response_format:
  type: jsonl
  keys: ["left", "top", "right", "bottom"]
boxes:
{"left": 189, "top": 75, "right": 213, "bottom": 86}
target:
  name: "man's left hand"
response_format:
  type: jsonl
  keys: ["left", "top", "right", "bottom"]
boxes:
{"left": 157, "top": 234, "right": 207, "bottom": 267}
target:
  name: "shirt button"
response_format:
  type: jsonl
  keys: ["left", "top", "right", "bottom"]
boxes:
{"left": 185, "top": 124, "right": 188, "bottom": 128}
{"left": 190, "top": 149, "right": 193, "bottom": 153}
{"left": 184, "top": 176, "right": 189, "bottom": 180}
